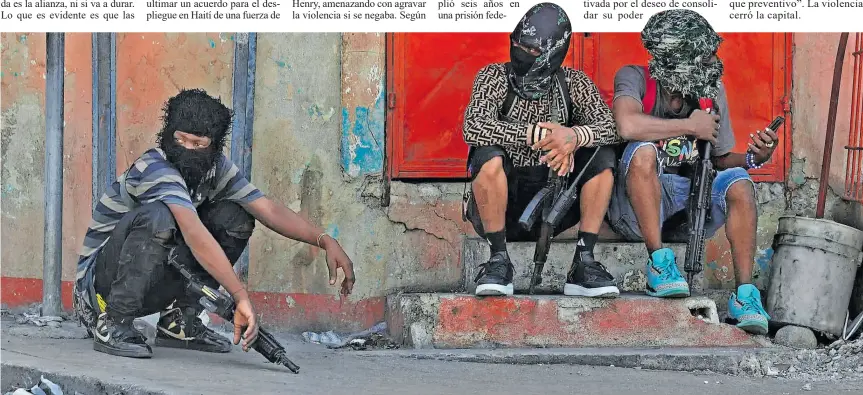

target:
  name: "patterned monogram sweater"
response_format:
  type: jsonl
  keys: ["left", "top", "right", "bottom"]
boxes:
{"left": 462, "top": 63, "right": 621, "bottom": 167}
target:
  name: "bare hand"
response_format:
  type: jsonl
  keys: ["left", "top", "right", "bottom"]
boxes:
{"left": 541, "top": 151, "right": 575, "bottom": 176}
{"left": 232, "top": 297, "right": 259, "bottom": 352}
{"left": 748, "top": 127, "right": 779, "bottom": 164}
{"left": 532, "top": 122, "right": 577, "bottom": 175}
{"left": 689, "top": 109, "right": 720, "bottom": 144}
{"left": 322, "top": 237, "right": 355, "bottom": 296}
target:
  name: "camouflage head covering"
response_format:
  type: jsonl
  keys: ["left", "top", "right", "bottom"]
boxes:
{"left": 507, "top": 2, "right": 572, "bottom": 100}
{"left": 641, "top": 9, "right": 724, "bottom": 99}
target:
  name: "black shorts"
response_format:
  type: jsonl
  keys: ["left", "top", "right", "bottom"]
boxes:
{"left": 464, "top": 145, "right": 617, "bottom": 242}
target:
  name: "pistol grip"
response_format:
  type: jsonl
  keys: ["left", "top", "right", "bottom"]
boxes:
{"left": 518, "top": 187, "right": 552, "bottom": 231}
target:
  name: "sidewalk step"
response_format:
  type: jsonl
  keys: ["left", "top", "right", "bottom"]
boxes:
{"left": 386, "top": 293, "right": 761, "bottom": 349}
{"left": 462, "top": 239, "right": 703, "bottom": 294}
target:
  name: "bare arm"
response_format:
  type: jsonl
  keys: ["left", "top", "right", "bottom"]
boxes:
{"left": 612, "top": 96, "right": 696, "bottom": 141}
{"left": 712, "top": 153, "right": 747, "bottom": 170}
{"left": 168, "top": 204, "right": 250, "bottom": 300}
{"left": 244, "top": 197, "right": 333, "bottom": 248}
{"left": 245, "top": 197, "right": 355, "bottom": 294}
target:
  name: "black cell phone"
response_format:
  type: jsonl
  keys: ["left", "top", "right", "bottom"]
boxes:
{"left": 767, "top": 116, "right": 785, "bottom": 132}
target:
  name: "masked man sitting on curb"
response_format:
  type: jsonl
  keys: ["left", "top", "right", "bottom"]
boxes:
{"left": 462, "top": 2, "right": 624, "bottom": 298}
{"left": 74, "top": 89, "right": 356, "bottom": 358}
{"left": 606, "top": 9, "right": 778, "bottom": 334}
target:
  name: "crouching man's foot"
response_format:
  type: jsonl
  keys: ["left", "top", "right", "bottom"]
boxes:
{"left": 729, "top": 284, "right": 770, "bottom": 335}
{"left": 645, "top": 248, "right": 690, "bottom": 298}
{"left": 564, "top": 251, "right": 619, "bottom": 298}
{"left": 93, "top": 312, "right": 153, "bottom": 358}
{"left": 474, "top": 251, "right": 514, "bottom": 296}
{"left": 155, "top": 306, "right": 232, "bottom": 353}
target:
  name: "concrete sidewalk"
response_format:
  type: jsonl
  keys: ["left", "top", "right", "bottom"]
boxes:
{"left": 2, "top": 333, "right": 860, "bottom": 395}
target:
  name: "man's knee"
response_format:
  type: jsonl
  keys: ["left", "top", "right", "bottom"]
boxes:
{"left": 471, "top": 156, "right": 509, "bottom": 202}
{"left": 628, "top": 145, "right": 659, "bottom": 177}
{"left": 475, "top": 156, "right": 505, "bottom": 182}
{"left": 724, "top": 176, "right": 756, "bottom": 208}
{"left": 130, "top": 202, "right": 177, "bottom": 243}
{"left": 200, "top": 200, "right": 255, "bottom": 239}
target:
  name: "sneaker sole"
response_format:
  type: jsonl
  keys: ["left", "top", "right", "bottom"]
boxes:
{"left": 475, "top": 283, "right": 514, "bottom": 296}
{"left": 646, "top": 288, "right": 691, "bottom": 298}
{"left": 736, "top": 320, "right": 769, "bottom": 335}
{"left": 563, "top": 284, "right": 620, "bottom": 298}
{"left": 155, "top": 337, "right": 232, "bottom": 353}
{"left": 93, "top": 341, "right": 153, "bottom": 358}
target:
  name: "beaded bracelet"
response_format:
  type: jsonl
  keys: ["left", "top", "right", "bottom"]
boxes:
{"left": 746, "top": 151, "right": 764, "bottom": 169}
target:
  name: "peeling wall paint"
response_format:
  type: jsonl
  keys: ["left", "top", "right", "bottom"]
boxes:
{"left": 115, "top": 33, "right": 233, "bottom": 171}
{"left": 1, "top": 33, "right": 93, "bottom": 281}
{"left": 340, "top": 33, "right": 385, "bottom": 177}
{"left": 790, "top": 33, "right": 858, "bottom": 199}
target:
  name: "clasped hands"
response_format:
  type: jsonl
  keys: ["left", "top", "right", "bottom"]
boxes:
{"left": 529, "top": 122, "right": 582, "bottom": 176}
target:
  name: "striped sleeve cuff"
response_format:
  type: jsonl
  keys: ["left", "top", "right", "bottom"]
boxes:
{"left": 573, "top": 125, "right": 596, "bottom": 147}
{"left": 526, "top": 124, "right": 550, "bottom": 146}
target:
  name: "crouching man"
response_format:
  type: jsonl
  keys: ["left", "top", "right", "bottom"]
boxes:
{"left": 606, "top": 10, "right": 777, "bottom": 334}
{"left": 73, "top": 89, "right": 356, "bottom": 358}
{"left": 462, "top": 2, "right": 624, "bottom": 298}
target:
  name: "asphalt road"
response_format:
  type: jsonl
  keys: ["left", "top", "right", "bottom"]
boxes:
{"left": 2, "top": 333, "right": 860, "bottom": 395}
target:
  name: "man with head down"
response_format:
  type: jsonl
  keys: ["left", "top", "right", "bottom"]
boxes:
{"left": 74, "top": 89, "right": 356, "bottom": 358}
{"left": 607, "top": 9, "right": 778, "bottom": 334}
{"left": 462, "top": 2, "right": 624, "bottom": 298}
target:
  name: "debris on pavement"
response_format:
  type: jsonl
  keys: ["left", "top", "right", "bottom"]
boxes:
{"left": 1, "top": 305, "right": 88, "bottom": 340}
{"left": 750, "top": 338, "right": 863, "bottom": 382}
{"left": 302, "top": 322, "right": 398, "bottom": 350}
{"left": 13, "top": 305, "right": 64, "bottom": 329}
{"left": 4, "top": 375, "right": 64, "bottom": 395}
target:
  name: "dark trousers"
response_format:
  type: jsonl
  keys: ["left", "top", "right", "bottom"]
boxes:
{"left": 93, "top": 200, "right": 255, "bottom": 319}
{"left": 465, "top": 145, "right": 616, "bottom": 242}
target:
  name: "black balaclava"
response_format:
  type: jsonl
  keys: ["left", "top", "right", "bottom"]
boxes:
{"left": 507, "top": 2, "right": 572, "bottom": 100}
{"left": 155, "top": 89, "right": 232, "bottom": 196}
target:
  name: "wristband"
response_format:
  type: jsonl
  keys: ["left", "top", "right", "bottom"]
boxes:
{"left": 572, "top": 125, "right": 595, "bottom": 147}
{"left": 528, "top": 124, "right": 549, "bottom": 145}
{"left": 746, "top": 151, "right": 764, "bottom": 169}
{"left": 230, "top": 287, "right": 249, "bottom": 301}
{"left": 317, "top": 232, "right": 328, "bottom": 248}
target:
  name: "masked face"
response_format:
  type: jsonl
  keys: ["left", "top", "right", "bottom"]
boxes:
{"left": 506, "top": 2, "right": 572, "bottom": 100}
{"left": 641, "top": 9, "right": 724, "bottom": 100}
{"left": 159, "top": 130, "right": 220, "bottom": 194}
{"left": 509, "top": 41, "right": 539, "bottom": 77}
{"left": 155, "top": 88, "right": 232, "bottom": 195}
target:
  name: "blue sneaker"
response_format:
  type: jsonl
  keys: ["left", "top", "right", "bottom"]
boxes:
{"left": 728, "top": 284, "right": 770, "bottom": 335}
{"left": 645, "top": 248, "right": 690, "bottom": 298}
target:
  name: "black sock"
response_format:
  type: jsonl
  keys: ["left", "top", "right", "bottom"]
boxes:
{"left": 576, "top": 231, "right": 598, "bottom": 254}
{"left": 487, "top": 230, "right": 507, "bottom": 254}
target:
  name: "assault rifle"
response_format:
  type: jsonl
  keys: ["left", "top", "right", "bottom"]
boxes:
{"left": 683, "top": 98, "right": 717, "bottom": 286}
{"left": 168, "top": 253, "right": 301, "bottom": 374}
{"left": 518, "top": 148, "right": 600, "bottom": 294}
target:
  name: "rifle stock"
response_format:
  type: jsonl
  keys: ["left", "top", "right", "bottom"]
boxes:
{"left": 683, "top": 98, "right": 717, "bottom": 286}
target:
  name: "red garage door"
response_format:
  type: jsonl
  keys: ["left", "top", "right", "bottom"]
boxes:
{"left": 386, "top": 33, "right": 792, "bottom": 182}
{"left": 385, "top": 33, "right": 579, "bottom": 179}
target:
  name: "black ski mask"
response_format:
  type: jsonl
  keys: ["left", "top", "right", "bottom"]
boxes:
{"left": 155, "top": 89, "right": 232, "bottom": 196}
{"left": 507, "top": 2, "right": 572, "bottom": 100}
